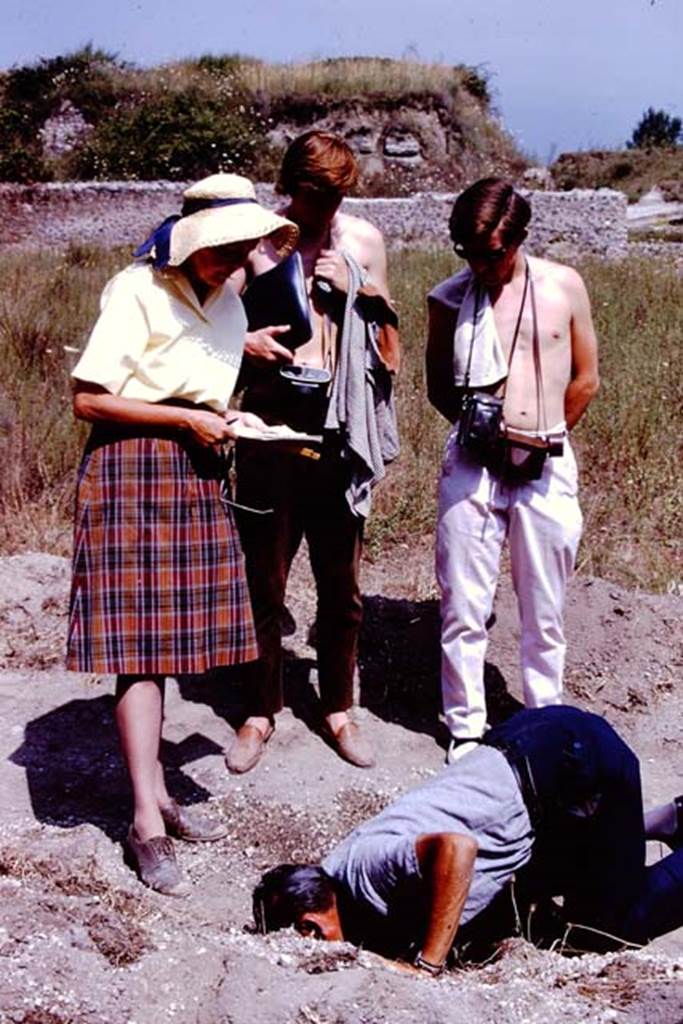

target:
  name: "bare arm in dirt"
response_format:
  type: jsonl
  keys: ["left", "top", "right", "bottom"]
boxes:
{"left": 72, "top": 381, "right": 267, "bottom": 446}
{"left": 426, "top": 299, "right": 464, "bottom": 424}
{"left": 413, "top": 832, "right": 479, "bottom": 969}
{"left": 563, "top": 269, "right": 600, "bottom": 429}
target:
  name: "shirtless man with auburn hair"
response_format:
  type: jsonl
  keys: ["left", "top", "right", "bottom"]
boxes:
{"left": 426, "top": 178, "right": 599, "bottom": 759}
{"left": 227, "top": 131, "right": 399, "bottom": 774}
{"left": 242, "top": 129, "right": 390, "bottom": 367}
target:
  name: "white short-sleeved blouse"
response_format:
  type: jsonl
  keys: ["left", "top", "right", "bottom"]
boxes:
{"left": 72, "top": 263, "right": 247, "bottom": 413}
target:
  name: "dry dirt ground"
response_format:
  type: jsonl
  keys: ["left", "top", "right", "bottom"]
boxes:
{"left": 0, "top": 548, "right": 681, "bottom": 1024}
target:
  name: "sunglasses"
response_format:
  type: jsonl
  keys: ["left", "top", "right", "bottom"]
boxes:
{"left": 453, "top": 243, "right": 509, "bottom": 264}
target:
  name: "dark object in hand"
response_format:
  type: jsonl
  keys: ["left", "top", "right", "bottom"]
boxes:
{"left": 242, "top": 253, "right": 312, "bottom": 350}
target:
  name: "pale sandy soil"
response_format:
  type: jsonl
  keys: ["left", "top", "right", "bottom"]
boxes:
{"left": 0, "top": 548, "right": 681, "bottom": 1024}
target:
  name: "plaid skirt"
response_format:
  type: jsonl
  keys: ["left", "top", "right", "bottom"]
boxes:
{"left": 66, "top": 430, "right": 258, "bottom": 675}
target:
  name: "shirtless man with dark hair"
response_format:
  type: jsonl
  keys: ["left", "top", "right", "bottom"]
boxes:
{"left": 426, "top": 178, "right": 600, "bottom": 760}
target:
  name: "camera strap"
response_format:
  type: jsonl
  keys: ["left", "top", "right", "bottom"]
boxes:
{"left": 499, "top": 261, "right": 549, "bottom": 441}
{"left": 498, "top": 260, "right": 530, "bottom": 402}
{"left": 462, "top": 283, "right": 482, "bottom": 390}
{"left": 463, "top": 261, "right": 530, "bottom": 392}
{"left": 528, "top": 267, "right": 549, "bottom": 438}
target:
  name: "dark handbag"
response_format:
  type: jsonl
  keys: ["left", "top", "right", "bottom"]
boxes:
{"left": 241, "top": 252, "right": 312, "bottom": 350}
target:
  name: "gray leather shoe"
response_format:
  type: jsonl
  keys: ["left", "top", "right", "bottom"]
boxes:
{"left": 126, "top": 826, "right": 190, "bottom": 897}
{"left": 225, "top": 722, "right": 274, "bottom": 774}
{"left": 160, "top": 800, "right": 227, "bottom": 843}
{"left": 324, "top": 721, "right": 375, "bottom": 769}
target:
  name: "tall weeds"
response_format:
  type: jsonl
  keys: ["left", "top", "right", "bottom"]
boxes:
{"left": 236, "top": 57, "right": 486, "bottom": 102}
{"left": 0, "top": 247, "right": 679, "bottom": 592}
{"left": 0, "top": 245, "right": 123, "bottom": 552}
{"left": 574, "top": 257, "right": 682, "bottom": 590}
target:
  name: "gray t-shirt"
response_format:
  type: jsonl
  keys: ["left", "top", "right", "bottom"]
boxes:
{"left": 322, "top": 746, "right": 533, "bottom": 940}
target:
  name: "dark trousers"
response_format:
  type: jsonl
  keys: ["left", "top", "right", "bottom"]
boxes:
{"left": 235, "top": 442, "right": 363, "bottom": 719}
{"left": 485, "top": 706, "right": 683, "bottom": 947}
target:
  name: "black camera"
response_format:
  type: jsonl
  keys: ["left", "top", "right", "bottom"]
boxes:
{"left": 279, "top": 365, "right": 332, "bottom": 394}
{"left": 276, "top": 365, "right": 333, "bottom": 433}
{"left": 457, "top": 391, "right": 504, "bottom": 457}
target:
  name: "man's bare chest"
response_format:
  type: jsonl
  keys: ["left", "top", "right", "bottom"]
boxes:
{"left": 492, "top": 282, "right": 572, "bottom": 359}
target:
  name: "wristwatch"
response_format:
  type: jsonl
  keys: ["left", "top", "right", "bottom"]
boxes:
{"left": 413, "top": 951, "right": 444, "bottom": 976}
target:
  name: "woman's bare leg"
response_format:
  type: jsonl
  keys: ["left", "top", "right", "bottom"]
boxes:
{"left": 115, "top": 675, "right": 169, "bottom": 840}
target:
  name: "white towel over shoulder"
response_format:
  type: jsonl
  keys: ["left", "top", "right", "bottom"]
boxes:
{"left": 429, "top": 268, "right": 508, "bottom": 388}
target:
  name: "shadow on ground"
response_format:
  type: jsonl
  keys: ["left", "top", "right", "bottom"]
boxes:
{"left": 9, "top": 695, "right": 221, "bottom": 841}
{"left": 178, "top": 594, "right": 521, "bottom": 747}
{"left": 359, "top": 594, "right": 522, "bottom": 746}
{"left": 9, "top": 594, "right": 521, "bottom": 838}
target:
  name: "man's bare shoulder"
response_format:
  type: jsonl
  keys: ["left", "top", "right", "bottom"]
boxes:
{"left": 528, "top": 255, "right": 586, "bottom": 295}
{"left": 336, "top": 212, "right": 385, "bottom": 257}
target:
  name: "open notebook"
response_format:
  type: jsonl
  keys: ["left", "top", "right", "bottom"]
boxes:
{"left": 233, "top": 422, "right": 322, "bottom": 443}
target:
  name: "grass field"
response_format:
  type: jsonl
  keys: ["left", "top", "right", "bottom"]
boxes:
{"left": 232, "top": 56, "right": 488, "bottom": 102}
{"left": 0, "top": 246, "right": 680, "bottom": 593}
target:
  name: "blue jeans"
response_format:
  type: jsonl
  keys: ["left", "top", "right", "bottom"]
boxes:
{"left": 485, "top": 706, "right": 683, "bottom": 946}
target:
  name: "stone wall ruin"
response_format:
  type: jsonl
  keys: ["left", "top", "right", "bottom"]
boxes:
{"left": 0, "top": 181, "right": 628, "bottom": 259}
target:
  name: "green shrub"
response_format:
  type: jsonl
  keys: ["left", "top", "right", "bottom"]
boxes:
{"left": 0, "top": 51, "right": 527, "bottom": 192}
{"left": 189, "top": 54, "right": 248, "bottom": 77}
{"left": 0, "top": 48, "right": 267, "bottom": 183}
{"left": 628, "top": 107, "right": 681, "bottom": 149}
{"left": 0, "top": 45, "right": 125, "bottom": 181}
{"left": 551, "top": 148, "right": 683, "bottom": 202}
{"left": 72, "top": 77, "right": 268, "bottom": 180}
{"left": 460, "top": 66, "right": 490, "bottom": 103}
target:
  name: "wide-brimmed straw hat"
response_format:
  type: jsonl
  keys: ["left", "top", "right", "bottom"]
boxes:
{"left": 134, "top": 173, "right": 298, "bottom": 269}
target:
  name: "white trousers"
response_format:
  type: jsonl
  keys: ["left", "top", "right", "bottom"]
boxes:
{"left": 436, "top": 432, "right": 583, "bottom": 739}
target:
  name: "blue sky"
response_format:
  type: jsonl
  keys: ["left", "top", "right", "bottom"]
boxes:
{"left": 2, "top": 0, "right": 680, "bottom": 160}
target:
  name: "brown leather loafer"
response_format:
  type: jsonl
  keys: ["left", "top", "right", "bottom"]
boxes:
{"left": 126, "top": 826, "right": 190, "bottom": 897}
{"left": 160, "top": 800, "right": 227, "bottom": 843}
{"left": 225, "top": 722, "right": 274, "bottom": 774}
{"left": 323, "top": 720, "right": 375, "bottom": 769}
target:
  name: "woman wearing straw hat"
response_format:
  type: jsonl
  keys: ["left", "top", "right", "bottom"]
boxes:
{"left": 66, "top": 174, "right": 297, "bottom": 895}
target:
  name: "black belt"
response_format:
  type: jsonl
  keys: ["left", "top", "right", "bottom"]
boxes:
{"left": 483, "top": 736, "right": 543, "bottom": 828}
